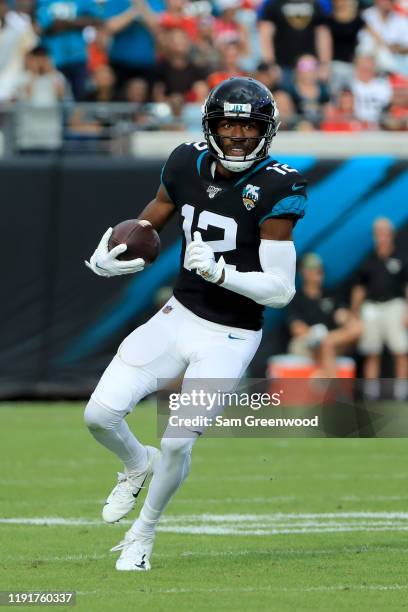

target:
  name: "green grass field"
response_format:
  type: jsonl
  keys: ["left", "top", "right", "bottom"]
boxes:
{"left": 1, "top": 402, "right": 408, "bottom": 611}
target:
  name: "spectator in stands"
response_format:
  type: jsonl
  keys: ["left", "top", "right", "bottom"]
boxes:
{"left": 253, "top": 61, "right": 281, "bottom": 93}
{"left": 0, "top": 0, "right": 37, "bottom": 102}
{"left": 236, "top": 0, "right": 262, "bottom": 72}
{"left": 104, "top": 0, "right": 163, "bottom": 94}
{"left": 87, "top": 26, "right": 110, "bottom": 74}
{"left": 190, "top": 14, "right": 217, "bottom": 71}
{"left": 164, "top": 77, "right": 208, "bottom": 130}
{"left": 351, "top": 218, "right": 408, "bottom": 400}
{"left": 36, "top": 0, "right": 101, "bottom": 100}
{"left": 158, "top": 0, "right": 199, "bottom": 42}
{"left": 153, "top": 27, "right": 208, "bottom": 101}
{"left": 83, "top": 64, "right": 118, "bottom": 101}
{"left": 258, "top": 0, "right": 332, "bottom": 87}
{"left": 157, "top": 92, "right": 186, "bottom": 130}
{"left": 213, "top": 0, "right": 250, "bottom": 60}
{"left": 17, "top": 45, "right": 68, "bottom": 103}
{"left": 15, "top": 46, "right": 69, "bottom": 151}
{"left": 284, "top": 54, "right": 330, "bottom": 128}
{"left": 351, "top": 54, "right": 392, "bottom": 125}
{"left": 327, "top": 0, "right": 365, "bottom": 94}
{"left": 69, "top": 65, "right": 120, "bottom": 135}
{"left": 357, "top": 0, "right": 408, "bottom": 76}
{"left": 287, "top": 253, "right": 362, "bottom": 378}
{"left": 207, "top": 40, "right": 246, "bottom": 89}
{"left": 273, "top": 89, "right": 298, "bottom": 129}
{"left": 124, "top": 76, "right": 149, "bottom": 102}
{"left": 321, "top": 86, "right": 365, "bottom": 130}
{"left": 192, "top": 12, "right": 227, "bottom": 73}
{"left": 381, "top": 75, "right": 408, "bottom": 129}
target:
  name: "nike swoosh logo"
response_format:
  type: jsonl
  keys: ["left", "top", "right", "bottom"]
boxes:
{"left": 292, "top": 183, "right": 304, "bottom": 192}
{"left": 228, "top": 333, "right": 245, "bottom": 340}
{"left": 95, "top": 262, "right": 108, "bottom": 271}
{"left": 132, "top": 474, "right": 149, "bottom": 498}
{"left": 135, "top": 554, "right": 146, "bottom": 569}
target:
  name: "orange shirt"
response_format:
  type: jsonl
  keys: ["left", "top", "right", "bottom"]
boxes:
{"left": 207, "top": 70, "right": 246, "bottom": 89}
{"left": 87, "top": 42, "right": 109, "bottom": 73}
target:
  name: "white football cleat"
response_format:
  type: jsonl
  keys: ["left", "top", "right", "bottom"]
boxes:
{"left": 113, "top": 532, "right": 154, "bottom": 572}
{"left": 102, "top": 446, "right": 160, "bottom": 523}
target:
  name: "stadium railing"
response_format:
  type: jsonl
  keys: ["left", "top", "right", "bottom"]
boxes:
{"left": 0, "top": 102, "right": 407, "bottom": 158}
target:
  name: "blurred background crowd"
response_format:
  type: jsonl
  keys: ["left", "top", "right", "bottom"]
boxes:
{"left": 0, "top": 0, "right": 407, "bottom": 135}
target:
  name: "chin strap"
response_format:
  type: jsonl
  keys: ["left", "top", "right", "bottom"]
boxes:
{"left": 219, "top": 158, "right": 256, "bottom": 173}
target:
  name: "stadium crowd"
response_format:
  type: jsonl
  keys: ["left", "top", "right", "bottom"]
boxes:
{"left": 286, "top": 218, "right": 408, "bottom": 399}
{"left": 0, "top": 0, "right": 407, "bottom": 131}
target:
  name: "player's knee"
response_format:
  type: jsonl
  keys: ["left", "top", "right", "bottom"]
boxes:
{"left": 84, "top": 398, "right": 123, "bottom": 431}
{"left": 160, "top": 434, "right": 195, "bottom": 457}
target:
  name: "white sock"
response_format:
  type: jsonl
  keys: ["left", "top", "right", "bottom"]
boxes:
{"left": 363, "top": 379, "right": 380, "bottom": 400}
{"left": 84, "top": 399, "right": 148, "bottom": 474}
{"left": 131, "top": 432, "right": 197, "bottom": 538}
{"left": 394, "top": 379, "right": 408, "bottom": 401}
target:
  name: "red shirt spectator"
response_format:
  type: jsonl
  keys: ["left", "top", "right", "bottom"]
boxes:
{"left": 158, "top": 0, "right": 199, "bottom": 41}
{"left": 213, "top": 0, "right": 250, "bottom": 57}
{"left": 87, "top": 28, "right": 110, "bottom": 73}
{"left": 321, "top": 89, "right": 364, "bottom": 131}
{"left": 207, "top": 41, "right": 247, "bottom": 89}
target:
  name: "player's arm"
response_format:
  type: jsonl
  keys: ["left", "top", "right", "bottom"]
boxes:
{"left": 137, "top": 184, "right": 176, "bottom": 231}
{"left": 85, "top": 185, "right": 175, "bottom": 277}
{"left": 186, "top": 218, "right": 297, "bottom": 308}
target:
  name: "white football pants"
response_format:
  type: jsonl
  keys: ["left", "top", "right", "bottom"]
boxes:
{"left": 84, "top": 295, "right": 262, "bottom": 535}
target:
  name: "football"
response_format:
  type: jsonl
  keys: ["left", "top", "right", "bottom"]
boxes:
{"left": 108, "top": 219, "right": 160, "bottom": 264}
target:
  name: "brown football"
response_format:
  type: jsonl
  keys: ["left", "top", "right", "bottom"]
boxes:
{"left": 108, "top": 219, "right": 160, "bottom": 264}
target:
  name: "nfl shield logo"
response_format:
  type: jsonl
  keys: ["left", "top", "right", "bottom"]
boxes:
{"left": 242, "top": 184, "right": 260, "bottom": 211}
{"left": 207, "top": 185, "right": 222, "bottom": 199}
{"left": 162, "top": 305, "right": 173, "bottom": 314}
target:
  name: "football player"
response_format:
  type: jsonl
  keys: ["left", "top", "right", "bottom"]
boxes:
{"left": 84, "top": 77, "right": 307, "bottom": 571}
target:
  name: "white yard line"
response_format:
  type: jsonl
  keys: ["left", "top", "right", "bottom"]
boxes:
{"left": 9, "top": 545, "right": 408, "bottom": 564}
{"left": 161, "top": 511, "right": 408, "bottom": 521}
{"left": 76, "top": 584, "right": 408, "bottom": 595}
{"left": 158, "top": 524, "right": 408, "bottom": 536}
{"left": 2, "top": 512, "right": 408, "bottom": 536}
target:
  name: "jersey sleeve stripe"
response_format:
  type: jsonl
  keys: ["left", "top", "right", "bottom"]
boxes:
{"left": 196, "top": 151, "right": 208, "bottom": 176}
{"left": 233, "top": 155, "right": 274, "bottom": 187}
{"left": 258, "top": 194, "right": 307, "bottom": 226}
{"left": 160, "top": 165, "right": 174, "bottom": 203}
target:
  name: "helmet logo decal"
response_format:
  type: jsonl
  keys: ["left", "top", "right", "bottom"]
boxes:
{"left": 207, "top": 185, "right": 223, "bottom": 199}
{"left": 224, "top": 102, "right": 251, "bottom": 116}
{"left": 242, "top": 184, "right": 260, "bottom": 210}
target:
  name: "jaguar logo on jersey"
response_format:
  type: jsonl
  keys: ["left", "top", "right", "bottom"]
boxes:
{"left": 207, "top": 185, "right": 222, "bottom": 199}
{"left": 242, "top": 184, "right": 260, "bottom": 210}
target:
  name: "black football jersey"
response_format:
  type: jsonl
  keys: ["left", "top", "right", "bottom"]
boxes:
{"left": 161, "top": 142, "right": 307, "bottom": 330}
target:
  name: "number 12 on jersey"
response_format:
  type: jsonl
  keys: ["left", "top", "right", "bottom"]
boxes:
{"left": 181, "top": 204, "right": 237, "bottom": 271}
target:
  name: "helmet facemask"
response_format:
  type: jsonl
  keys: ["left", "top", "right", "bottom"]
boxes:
{"left": 203, "top": 102, "right": 280, "bottom": 173}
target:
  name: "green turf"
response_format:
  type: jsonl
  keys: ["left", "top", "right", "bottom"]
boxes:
{"left": 1, "top": 402, "right": 408, "bottom": 611}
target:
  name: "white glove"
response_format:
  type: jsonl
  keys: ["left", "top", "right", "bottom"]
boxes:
{"left": 85, "top": 227, "right": 145, "bottom": 277}
{"left": 185, "top": 231, "right": 225, "bottom": 284}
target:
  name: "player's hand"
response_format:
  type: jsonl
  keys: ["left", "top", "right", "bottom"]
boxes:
{"left": 85, "top": 227, "right": 145, "bottom": 277}
{"left": 185, "top": 231, "right": 225, "bottom": 284}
